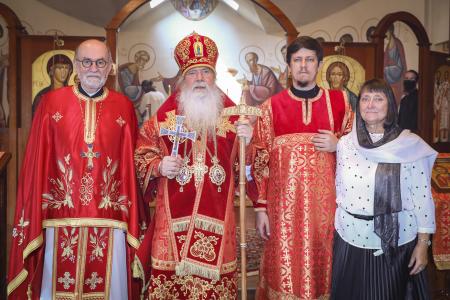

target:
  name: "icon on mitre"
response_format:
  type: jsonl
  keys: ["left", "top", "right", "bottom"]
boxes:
{"left": 194, "top": 39, "right": 204, "bottom": 57}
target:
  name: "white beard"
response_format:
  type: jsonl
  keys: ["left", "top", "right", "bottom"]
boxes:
{"left": 178, "top": 81, "right": 224, "bottom": 137}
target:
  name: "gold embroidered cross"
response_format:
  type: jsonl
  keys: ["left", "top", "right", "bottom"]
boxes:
{"left": 81, "top": 144, "right": 100, "bottom": 170}
{"left": 52, "top": 111, "right": 63, "bottom": 122}
{"left": 190, "top": 153, "right": 208, "bottom": 187}
{"left": 57, "top": 272, "right": 75, "bottom": 290}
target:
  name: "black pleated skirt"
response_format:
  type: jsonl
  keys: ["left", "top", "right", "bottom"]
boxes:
{"left": 330, "top": 232, "right": 430, "bottom": 300}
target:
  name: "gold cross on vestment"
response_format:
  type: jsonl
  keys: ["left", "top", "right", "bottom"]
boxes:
{"left": 190, "top": 153, "right": 208, "bottom": 187}
{"left": 81, "top": 144, "right": 100, "bottom": 170}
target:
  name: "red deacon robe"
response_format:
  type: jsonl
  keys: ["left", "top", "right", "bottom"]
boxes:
{"left": 251, "top": 88, "right": 352, "bottom": 299}
{"left": 134, "top": 92, "right": 239, "bottom": 299}
{"left": 8, "top": 86, "right": 142, "bottom": 300}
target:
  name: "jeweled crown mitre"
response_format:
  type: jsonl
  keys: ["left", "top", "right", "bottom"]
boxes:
{"left": 174, "top": 31, "right": 218, "bottom": 75}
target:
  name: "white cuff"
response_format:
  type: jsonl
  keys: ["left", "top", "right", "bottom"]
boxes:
{"left": 245, "top": 165, "right": 253, "bottom": 181}
{"left": 417, "top": 227, "right": 436, "bottom": 234}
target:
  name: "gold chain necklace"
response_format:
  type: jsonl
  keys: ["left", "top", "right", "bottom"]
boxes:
{"left": 78, "top": 96, "right": 103, "bottom": 169}
{"left": 174, "top": 129, "right": 226, "bottom": 192}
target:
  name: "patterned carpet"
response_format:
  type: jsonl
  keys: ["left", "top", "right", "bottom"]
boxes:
{"left": 235, "top": 227, "right": 265, "bottom": 276}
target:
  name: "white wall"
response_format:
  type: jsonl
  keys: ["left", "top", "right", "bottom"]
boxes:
{"left": 117, "top": 0, "right": 444, "bottom": 101}
{"left": 1, "top": 0, "right": 104, "bottom": 36}
{"left": 298, "top": 0, "right": 432, "bottom": 72}
{"left": 118, "top": 1, "right": 286, "bottom": 102}
{"left": 426, "top": 0, "right": 450, "bottom": 51}
{"left": 3, "top": 0, "right": 445, "bottom": 100}
{"left": 299, "top": 0, "right": 427, "bottom": 42}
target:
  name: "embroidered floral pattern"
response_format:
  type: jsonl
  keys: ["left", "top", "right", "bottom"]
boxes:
{"left": 60, "top": 227, "right": 78, "bottom": 263}
{"left": 12, "top": 209, "right": 29, "bottom": 246}
{"left": 149, "top": 274, "right": 179, "bottom": 299}
{"left": 203, "top": 37, "right": 218, "bottom": 61}
{"left": 189, "top": 231, "right": 218, "bottom": 262}
{"left": 57, "top": 272, "right": 75, "bottom": 290}
{"left": 177, "top": 234, "right": 187, "bottom": 256}
{"left": 135, "top": 117, "right": 164, "bottom": 190}
{"left": 98, "top": 157, "right": 130, "bottom": 215}
{"left": 42, "top": 154, "right": 74, "bottom": 209}
{"left": 88, "top": 228, "right": 107, "bottom": 262}
{"left": 79, "top": 172, "right": 94, "bottom": 206}
{"left": 148, "top": 273, "right": 237, "bottom": 300}
{"left": 253, "top": 149, "right": 270, "bottom": 181}
{"left": 178, "top": 275, "right": 209, "bottom": 299}
{"left": 85, "top": 272, "right": 104, "bottom": 290}
{"left": 176, "top": 39, "right": 191, "bottom": 62}
{"left": 214, "top": 276, "right": 236, "bottom": 300}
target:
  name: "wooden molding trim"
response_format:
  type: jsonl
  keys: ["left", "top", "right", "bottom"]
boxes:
{"left": 0, "top": 4, "right": 26, "bottom": 290}
{"left": 372, "top": 11, "right": 433, "bottom": 144}
{"left": 252, "top": 0, "right": 298, "bottom": 43}
{"left": 372, "top": 11, "right": 430, "bottom": 47}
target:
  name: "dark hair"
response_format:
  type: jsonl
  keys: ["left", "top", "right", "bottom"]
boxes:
{"left": 326, "top": 61, "right": 350, "bottom": 87}
{"left": 141, "top": 80, "right": 156, "bottom": 93}
{"left": 406, "top": 69, "right": 419, "bottom": 82}
{"left": 46, "top": 54, "right": 73, "bottom": 85}
{"left": 47, "top": 54, "right": 73, "bottom": 74}
{"left": 357, "top": 78, "right": 398, "bottom": 129}
{"left": 245, "top": 52, "right": 258, "bottom": 62}
{"left": 387, "top": 24, "right": 395, "bottom": 34}
{"left": 286, "top": 36, "right": 323, "bottom": 64}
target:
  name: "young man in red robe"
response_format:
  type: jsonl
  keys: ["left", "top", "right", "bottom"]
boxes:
{"left": 133, "top": 32, "right": 253, "bottom": 299}
{"left": 251, "top": 36, "right": 353, "bottom": 299}
{"left": 8, "top": 39, "right": 143, "bottom": 300}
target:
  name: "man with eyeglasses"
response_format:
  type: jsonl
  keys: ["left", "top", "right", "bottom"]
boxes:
{"left": 133, "top": 32, "right": 253, "bottom": 299}
{"left": 250, "top": 36, "right": 352, "bottom": 299}
{"left": 8, "top": 39, "right": 143, "bottom": 300}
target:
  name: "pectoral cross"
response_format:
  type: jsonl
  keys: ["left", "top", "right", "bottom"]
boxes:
{"left": 159, "top": 115, "right": 197, "bottom": 157}
{"left": 81, "top": 144, "right": 100, "bottom": 170}
{"left": 191, "top": 153, "right": 208, "bottom": 187}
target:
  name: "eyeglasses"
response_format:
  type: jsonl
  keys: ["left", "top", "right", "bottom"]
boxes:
{"left": 76, "top": 58, "right": 109, "bottom": 69}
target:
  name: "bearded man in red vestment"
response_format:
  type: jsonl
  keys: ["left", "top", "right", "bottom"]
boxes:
{"left": 8, "top": 39, "right": 143, "bottom": 300}
{"left": 133, "top": 32, "right": 253, "bottom": 299}
{"left": 251, "top": 36, "right": 352, "bottom": 299}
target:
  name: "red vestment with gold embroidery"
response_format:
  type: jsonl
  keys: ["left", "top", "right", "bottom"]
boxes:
{"left": 251, "top": 88, "right": 352, "bottom": 299}
{"left": 7, "top": 86, "right": 142, "bottom": 300}
{"left": 134, "top": 93, "right": 239, "bottom": 299}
